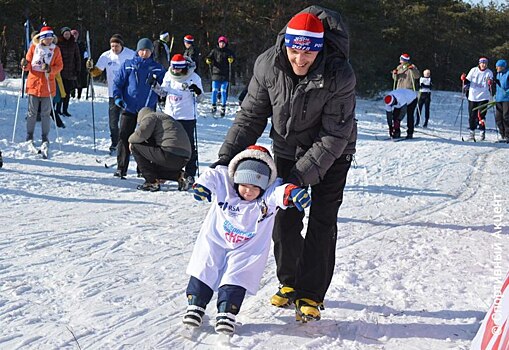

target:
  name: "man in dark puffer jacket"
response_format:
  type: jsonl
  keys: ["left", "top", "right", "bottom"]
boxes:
{"left": 212, "top": 6, "right": 357, "bottom": 322}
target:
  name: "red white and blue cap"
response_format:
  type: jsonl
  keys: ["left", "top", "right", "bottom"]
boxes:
{"left": 284, "top": 12, "right": 324, "bottom": 52}
{"left": 400, "top": 53, "right": 410, "bottom": 62}
{"left": 384, "top": 94, "right": 396, "bottom": 106}
{"left": 170, "top": 54, "right": 188, "bottom": 70}
{"left": 38, "top": 26, "right": 55, "bottom": 39}
{"left": 184, "top": 34, "right": 194, "bottom": 43}
{"left": 479, "top": 57, "right": 488, "bottom": 64}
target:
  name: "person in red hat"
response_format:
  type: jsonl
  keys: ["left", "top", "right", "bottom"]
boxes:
{"left": 383, "top": 89, "right": 418, "bottom": 139}
{"left": 391, "top": 53, "right": 421, "bottom": 90}
{"left": 183, "top": 34, "right": 201, "bottom": 75}
{"left": 21, "top": 26, "right": 64, "bottom": 150}
{"left": 210, "top": 6, "right": 357, "bottom": 322}
{"left": 205, "top": 35, "right": 235, "bottom": 116}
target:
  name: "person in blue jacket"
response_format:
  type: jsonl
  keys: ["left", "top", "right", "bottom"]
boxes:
{"left": 112, "top": 38, "right": 166, "bottom": 178}
{"left": 494, "top": 59, "right": 509, "bottom": 142}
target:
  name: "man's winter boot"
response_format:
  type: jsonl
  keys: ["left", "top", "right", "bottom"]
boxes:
{"left": 270, "top": 285, "right": 296, "bottom": 307}
{"left": 215, "top": 301, "right": 238, "bottom": 335}
{"left": 183, "top": 295, "right": 206, "bottom": 328}
{"left": 136, "top": 182, "right": 160, "bottom": 192}
{"left": 220, "top": 105, "right": 226, "bottom": 117}
{"left": 295, "top": 298, "right": 324, "bottom": 322}
{"left": 211, "top": 104, "right": 217, "bottom": 114}
{"left": 178, "top": 172, "right": 192, "bottom": 191}
{"left": 480, "top": 130, "right": 486, "bottom": 141}
{"left": 466, "top": 130, "right": 475, "bottom": 142}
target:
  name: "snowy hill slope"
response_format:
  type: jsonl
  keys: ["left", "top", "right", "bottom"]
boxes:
{"left": 0, "top": 79, "right": 507, "bottom": 349}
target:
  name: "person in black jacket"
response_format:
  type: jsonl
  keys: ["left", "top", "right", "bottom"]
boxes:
{"left": 183, "top": 34, "right": 201, "bottom": 75}
{"left": 210, "top": 6, "right": 357, "bottom": 322}
{"left": 205, "top": 36, "right": 235, "bottom": 117}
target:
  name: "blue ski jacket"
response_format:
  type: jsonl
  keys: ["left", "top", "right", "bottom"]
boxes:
{"left": 495, "top": 69, "right": 509, "bottom": 102}
{"left": 113, "top": 55, "right": 166, "bottom": 114}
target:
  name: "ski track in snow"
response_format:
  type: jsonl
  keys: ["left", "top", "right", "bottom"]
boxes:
{"left": 0, "top": 79, "right": 508, "bottom": 349}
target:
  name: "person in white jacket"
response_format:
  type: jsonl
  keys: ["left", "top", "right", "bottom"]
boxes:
{"left": 461, "top": 57, "right": 494, "bottom": 141}
{"left": 384, "top": 88, "right": 418, "bottom": 139}
{"left": 87, "top": 34, "right": 136, "bottom": 154}
{"left": 160, "top": 54, "right": 203, "bottom": 188}
{"left": 182, "top": 145, "right": 311, "bottom": 335}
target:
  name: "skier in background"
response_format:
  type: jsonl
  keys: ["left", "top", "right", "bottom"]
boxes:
{"left": 384, "top": 88, "right": 418, "bottom": 139}
{"left": 87, "top": 34, "right": 136, "bottom": 155}
{"left": 21, "top": 26, "right": 63, "bottom": 149}
{"left": 461, "top": 57, "right": 494, "bottom": 141}
{"left": 152, "top": 31, "right": 171, "bottom": 69}
{"left": 183, "top": 145, "right": 310, "bottom": 335}
{"left": 70, "top": 29, "right": 88, "bottom": 100}
{"left": 183, "top": 34, "right": 201, "bottom": 75}
{"left": 56, "top": 26, "right": 80, "bottom": 117}
{"left": 111, "top": 38, "right": 166, "bottom": 178}
{"left": 415, "top": 69, "right": 432, "bottom": 128}
{"left": 392, "top": 53, "right": 421, "bottom": 90}
{"left": 160, "top": 54, "right": 204, "bottom": 189}
{"left": 493, "top": 59, "right": 509, "bottom": 142}
{"left": 205, "top": 36, "right": 235, "bottom": 117}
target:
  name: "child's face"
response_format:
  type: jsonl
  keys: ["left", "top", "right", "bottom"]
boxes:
{"left": 238, "top": 184, "right": 261, "bottom": 201}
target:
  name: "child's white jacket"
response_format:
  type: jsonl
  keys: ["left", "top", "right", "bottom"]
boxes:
{"left": 186, "top": 166, "right": 288, "bottom": 295}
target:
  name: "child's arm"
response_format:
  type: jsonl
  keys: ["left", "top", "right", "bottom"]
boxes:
{"left": 264, "top": 179, "right": 311, "bottom": 211}
{"left": 192, "top": 166, "right": 225, "bottom": 201}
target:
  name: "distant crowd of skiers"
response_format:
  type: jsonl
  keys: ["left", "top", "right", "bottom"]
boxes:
{"left": 384, "top": 53, "right": 509, "bottom": 143}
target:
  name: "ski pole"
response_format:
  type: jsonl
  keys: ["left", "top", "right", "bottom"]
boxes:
{"left": 228, "top": 61, "right": 232, "bottom": 103}
{"left": 86, "top": 30, "right": 96, "bottom": 152}
{"left": 192, "top": 92, "right": 200, "bottom": 177}
{"left": 12, "top": 65, "right": 25, "bottom": 143}
{"left": 45, "top": 72, "right": 62, "bottom": 150}
{"left": 459, "top": 81, "right": 465, "bottom": 140}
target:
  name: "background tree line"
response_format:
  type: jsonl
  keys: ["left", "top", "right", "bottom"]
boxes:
{"left": 0, "top": 0, "right": 508, "bottom": 96}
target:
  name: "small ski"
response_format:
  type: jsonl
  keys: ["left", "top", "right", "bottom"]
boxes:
{"left": 180, "top": 325, "right": 200, "bottom": 340}
{"left": 217, "top": 332, "right": 232, "bottom": 347}
{"left": 95, "top": 158, "right": 117, "bottom": 168}
{"left": 26, "top": 141, "right": 40, "bottom": 155}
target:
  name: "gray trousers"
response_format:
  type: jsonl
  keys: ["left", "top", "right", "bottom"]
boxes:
{"left": 27, "top": 95, "right": 51, "bottom": 142}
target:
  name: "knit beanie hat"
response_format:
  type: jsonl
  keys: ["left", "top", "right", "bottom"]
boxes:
{"left": 136, "top": 38, "right": 154, "bottom": 52}
{"left": 171, "top": 54, "right": 188, "bottom": 70}
{"left": 159, "top": 32, "right": 169, "bottom": 42}
{"left": 496, "top": 59, "right": 507, "bottom": 68}
{"left": 400, "top": 53, "right": 410, "bottom": 62}
{"left": 184, "top": 34, "right": 194, "bottom": 43}
{"left": 37, "top": 26, "right": 55, "bottom": 39}
{"left": 110, "top": 34, "right": 124, "bottom": 46}
{"left": 384, "top": 94, "right": 396, "bottom": 106}
{"left": 284, "top": 12, "right": 324, "bottom": 52}
{"left": 218, "top": 36, "right": 228, "bottom": 44}
{"left": 60, "top": 26, "right": 71, "bottom": 35}
{"left": 228, "top": 145, "right": 277, "bottom": 190}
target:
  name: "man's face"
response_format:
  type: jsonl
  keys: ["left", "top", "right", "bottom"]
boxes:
{"left": 138, "top": 49, "right": 152, "bottom": 59}
{"left": 286, "top": 47, "right": 319, "bottom": 76}
{"left": 41, "top": 37, "right": 53, "bottom": 46}
{"left": 110, "top": 42, "right": 122, "bottom": 55}
{"left": 479, "top": 62, "right": 488, "bottom": 70}
{"left": 63, "top": 31, "right": 71, "bottom": 40}
{"left": 184, "top": 42, "right": 191, "bottom": 49}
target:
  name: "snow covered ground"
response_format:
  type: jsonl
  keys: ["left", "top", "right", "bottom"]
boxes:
{"left": 0, "top": 78, "right": 507, "bottom": 350}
